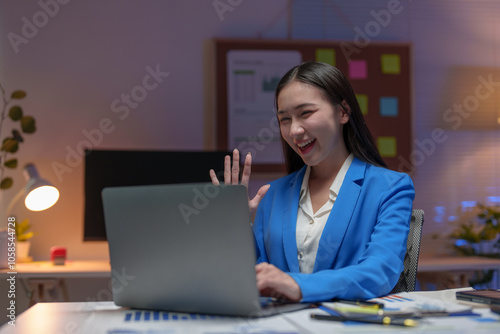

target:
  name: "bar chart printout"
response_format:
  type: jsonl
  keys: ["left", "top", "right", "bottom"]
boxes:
{"left": 227, "top": 50, "right": 302, "bottom": 164}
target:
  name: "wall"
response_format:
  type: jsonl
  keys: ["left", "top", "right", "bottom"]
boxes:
{"left": 0, "top": 0, "right": 498, "bottom": 262}
{"left": 290, "top": 0, "right": 500, "bottom": 254}
{"left": 0, "top": 0, "right": 289, "bottom": 261}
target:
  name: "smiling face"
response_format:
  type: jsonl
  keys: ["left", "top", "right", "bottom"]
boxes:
{"left": 277, "top": 80, "right": 350, "bottom": 169}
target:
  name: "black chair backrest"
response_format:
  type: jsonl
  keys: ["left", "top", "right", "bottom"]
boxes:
{"left": 390, "top": 209, "right": 425, "bottom": 293}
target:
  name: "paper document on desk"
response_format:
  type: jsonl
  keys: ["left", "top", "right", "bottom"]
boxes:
{"left": 82, "top": 306, "right": 301, "bottom": 334}
{"left": 368, "top": 292, "right": 473, "bottom": 315}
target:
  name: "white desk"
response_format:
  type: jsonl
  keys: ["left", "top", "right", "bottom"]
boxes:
{"left": 0, "top": 260, "right": 111, "bottom": 305}
{"left": 1, "top": 289, "right": 499, "bottom": 334}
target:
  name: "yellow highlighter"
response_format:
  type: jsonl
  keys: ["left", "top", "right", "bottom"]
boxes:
{"left": 332, "top": 305, "right": 383, "bottom": 315}
{"left": 330, "top": 304, "right": 417, "bottom": 318}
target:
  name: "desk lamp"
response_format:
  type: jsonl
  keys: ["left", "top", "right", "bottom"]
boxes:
{"left": 6, "top": 163, "right": 59, "bottom": 215}
{"left": 1, "top": 164, "right": 60, "bottom": 267}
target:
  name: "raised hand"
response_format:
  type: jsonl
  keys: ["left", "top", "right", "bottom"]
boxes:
{"left": 209, "top": 149, "right": 269, "bottom": 215}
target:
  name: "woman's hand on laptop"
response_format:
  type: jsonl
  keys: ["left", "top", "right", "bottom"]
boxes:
{"left": 255, "top": 262, "right": 302, "bottom": 302}
{"left": 209, "top": 149, "right": 270, "bottom": 215}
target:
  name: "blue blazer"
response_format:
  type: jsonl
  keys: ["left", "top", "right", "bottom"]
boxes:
{"left": 252, "top": 157, "right": 415, "bottom": 302}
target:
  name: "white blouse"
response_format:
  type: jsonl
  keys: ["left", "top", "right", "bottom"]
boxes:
{"left": 295, "top": 154, "right": 354, "bottom": 273}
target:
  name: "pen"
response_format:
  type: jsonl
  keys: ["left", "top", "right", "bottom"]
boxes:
{"left": 310, "top": 313, "right": 418, "bottom": 327}
{"left": 319, "top": 304, "right": 417, "bottom": 318}
{"left": 326, "top": 304, "right": 471, "bottom": 318}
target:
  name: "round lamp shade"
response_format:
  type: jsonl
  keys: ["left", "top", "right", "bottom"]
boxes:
{"left": 24, "top": 184, "right": 60, "bottom": 211}
{"left": 23, "top": 164, "right": 60, "bottom": 211}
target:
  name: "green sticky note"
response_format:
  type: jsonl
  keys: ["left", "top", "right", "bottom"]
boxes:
{"left": 316, "top": 49, "right": 336, "bottom": 66}
{"left": 381, "top": 54, "right": 401, "bottom": 74}
{"left": 377, "top": 136, "right": 397, "bottom": 157}
{"left": 356, "top": 94, "right": 368, "bottom": 115}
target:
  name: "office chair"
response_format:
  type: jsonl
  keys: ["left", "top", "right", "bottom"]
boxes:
{"left": 390, "top": 209, "right": 425, "bottom": 293}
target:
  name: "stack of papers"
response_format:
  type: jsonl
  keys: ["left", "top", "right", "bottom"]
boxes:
{"left": 369, "top": 292, "right": 473, "bottom": 315}
{"left": 321, "top": 292, "right": 474, "bottom": 318}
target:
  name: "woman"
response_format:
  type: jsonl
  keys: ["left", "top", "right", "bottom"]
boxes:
{"left": 210, "top": 61, "right": 415, "bottom": 303}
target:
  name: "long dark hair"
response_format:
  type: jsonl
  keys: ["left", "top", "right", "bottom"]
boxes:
{"left": 275, "top": 61, "right": 386, "bottom": 174}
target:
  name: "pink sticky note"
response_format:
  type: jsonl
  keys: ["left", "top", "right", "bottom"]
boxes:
{"left": 349, "top": 60, "right": 367, "bottom": 79}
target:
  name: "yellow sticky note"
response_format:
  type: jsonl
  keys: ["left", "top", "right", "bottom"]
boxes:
{"left": 356, "top": 94, "right": 368, "bottom": 115}
{"left": 381, "top": 54, "right": 400, "bottom": 74}
{"left": 377, "top": 136, "right": 397, "bottom": 157}
{"left": 316, "top": 49, "right": 336, "bottom": 66}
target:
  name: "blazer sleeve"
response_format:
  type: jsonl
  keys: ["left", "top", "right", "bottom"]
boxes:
{"left": 288, "top": 172, "right": 415, "bottom": 302}
{"left": 253, "top": 187, "right": 270, "bottom": 264}
{"left": 253, "top": 201, "right": 268, "bottom": 263}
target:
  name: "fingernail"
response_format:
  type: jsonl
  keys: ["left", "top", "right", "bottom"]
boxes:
{"left": 247, "top": 152, "right": 251, "bottom": 155}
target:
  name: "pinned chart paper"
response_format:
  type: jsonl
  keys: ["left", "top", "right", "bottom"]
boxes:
{"left": 349, "top": 60, "right": 367, "bottom": 79}
{"left": 377, "top": 136, "right": 397, "bottom": 157}
{"left": 315, "top": 48, "right": 336, "bottom": 66}
{"left": 381, "top": 54, "right": 401, "bottom": 74}
{"left": 227, "top": 50, "right": 302, "bottom": 164}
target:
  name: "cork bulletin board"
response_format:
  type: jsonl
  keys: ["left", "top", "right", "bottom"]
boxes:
{"left": 215, "top": 39, "right": 413, "bottom": 173}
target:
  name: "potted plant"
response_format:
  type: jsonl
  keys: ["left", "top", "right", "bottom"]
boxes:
{"left": 0, "top": 84, "right": 37, "bottom": 262}
{"left": 448, "top": 203, "right": 500, "bottom": 287}
{"left": 450, "top": 203, "right": 500, "bottom": 257}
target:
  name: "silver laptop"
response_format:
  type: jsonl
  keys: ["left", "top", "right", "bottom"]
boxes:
{"left": 102, "top": 183, "right": 308, "bottom": 317}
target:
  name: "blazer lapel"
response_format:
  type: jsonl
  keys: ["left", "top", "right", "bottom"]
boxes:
{"left": 282, "top": 166, "right": 306, "bottom": 273}
{"left": 314, "top": 158, "right": 366, "bottom": 272}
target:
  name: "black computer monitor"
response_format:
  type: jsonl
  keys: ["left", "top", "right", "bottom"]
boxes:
{"left": 83, "top": 149, "right": 229, "bottom": 241}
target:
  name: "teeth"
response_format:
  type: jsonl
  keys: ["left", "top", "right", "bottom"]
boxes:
{"left": 298, "top": 139, "right": 314, "bottom": 148}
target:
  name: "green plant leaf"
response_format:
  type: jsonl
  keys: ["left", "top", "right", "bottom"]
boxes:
{"left": 16, "top": 219, "right": 31, "bottom": 235}
{"left": 453, "top": 244, "right": 476, "bottom": 256}
{"left": 8, "top": 106, "right": 23, "bottom": 121}
{"left": 11, "top": 90, "right": 26, "bottom": 99}
{"left": 0, "top": 177, "right": 13, "bottom": 189}
{"left": 15, "top": 219, "right": 34, "bottom": 241}
{"left": 1, "top": 138, "right": 19, "bottom": 153}
{"left": 17, "top": 231, "right": 34, "bottom": 242}
{"left": 4, "top": 158, "right": 17, "bottom": 168}
{"left": 12, "top": 129, "right": 24, "bottom": 142}
{"left": 20, "top": 116, "right": 36, "bottom": 133}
